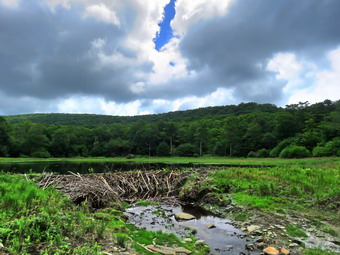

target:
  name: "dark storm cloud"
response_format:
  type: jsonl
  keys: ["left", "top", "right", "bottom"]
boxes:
{"left": 0, "top": 1, "right": 150, "bottom": 106}
{"left": 174, "top": 0, "right": 340, "bottom": 102}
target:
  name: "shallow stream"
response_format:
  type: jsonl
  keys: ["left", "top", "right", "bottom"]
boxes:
{"left": 125, "top": 204, "right": 261, "bottom": 255}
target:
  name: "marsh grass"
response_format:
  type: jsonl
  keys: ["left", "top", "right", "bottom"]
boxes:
{"left": 0, "top": 173, "right": 208, "bottom": 254}
{"left": 1, "top": 156, "right": 339, "bottom": 168}
{"left": 285, "top": 224, "right": 308, "bottom": 238}
{"left": 205, "top": 166, "right": 340, "bottom": 211}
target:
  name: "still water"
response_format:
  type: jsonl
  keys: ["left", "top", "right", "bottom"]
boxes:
{"left": 0, "top": 161, "right": 214, "bottom": 174}
{"left": 125, "top": 203, "right": 260, "bottom": 255}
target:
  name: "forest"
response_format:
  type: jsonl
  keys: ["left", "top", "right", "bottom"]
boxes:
{"left": 0, "top": 99, "right": 339, "bottom": 159}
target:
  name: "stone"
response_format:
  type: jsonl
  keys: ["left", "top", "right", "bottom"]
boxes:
{"left": 247, "top": 225, "right": 261, "bottom": 233}
{"left": 245, "top": 243, "right": 255, "bottom": 250}
{"left": 263, "top": 247, "right": 280, "bottom": 255}
{"left": 288, "top": 243, "right": 299, "bottom": 247}
{"left": 274, "top": 224, "right": 285, "bottom": 229}
{"left": 146, "top": 244, "right": 191, "bottom": 254}
{"left": 280, "top": 247, "right": 290, "bottom": 255}
{"left": 183, "top": 238, "right": 192, "bottom": 242}
{"left": 195, "top": 239, "right": 206, "bottom": 245}
{"left": 174, "top": 212, "right": 196, "bottom": 221}
{"left": 256, "top": 242, "right": 266, "bottom": 248}
{"left": 205, "top": 224, "right": 216, "bottom": 229}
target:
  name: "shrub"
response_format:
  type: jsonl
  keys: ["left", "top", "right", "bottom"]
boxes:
{"left": 270, "top": 137, "right": 296, "bottom": 157}
{"left": 156, "top": 142, "right": 170, "bottom": 156}
{"left": 247, "top": 151, "right": 258, "bottom": 158}
{"left": 258, "top": 148, "right": 269, "bottom": 158}
{"left": 31, "top": 150, "right": 51, "bottom": 158}
{"left": 312, "top": 138, "right": 340, "bottom": 157}
{"left": 175, "top": 143, "right": 198, "bottom": 157}
{"left": 213, "top": 141, "right": 227, "bottom": 156}
{"left": 279, "top": 145, "right": 311, "bottom": 158}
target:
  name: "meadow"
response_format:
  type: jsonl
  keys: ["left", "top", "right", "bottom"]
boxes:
{"left": 0, "top": 157, "right": 339, "bottom": 254}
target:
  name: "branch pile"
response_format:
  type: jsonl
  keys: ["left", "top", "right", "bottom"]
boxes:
{"left": 38, "top": 170, "right": 188, "bottom": 207}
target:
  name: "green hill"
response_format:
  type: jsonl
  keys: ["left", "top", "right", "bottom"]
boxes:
{"left": 3, "top": 102, "right": 280, "bottom": 126}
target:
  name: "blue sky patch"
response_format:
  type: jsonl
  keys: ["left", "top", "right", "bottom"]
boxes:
{"left": 154, "top": 0, "right": 176, "bottom": 51}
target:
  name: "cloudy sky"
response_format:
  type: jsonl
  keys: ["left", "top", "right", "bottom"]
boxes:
{"left": 1, "top": 0, "right": 340, "bottom": 116}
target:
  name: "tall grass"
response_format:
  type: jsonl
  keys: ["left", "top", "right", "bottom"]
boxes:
{"left": 207, "top": 166, "right": 340, "bottom": 210}
{"left": 0, "top": 174, "right": 207, "bottom": 255}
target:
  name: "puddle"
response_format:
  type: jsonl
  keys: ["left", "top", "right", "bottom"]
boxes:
{"left": 125, "top": 204, "right": 261, "bottom": 255}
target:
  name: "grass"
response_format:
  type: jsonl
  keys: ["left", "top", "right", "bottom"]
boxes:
{"left": 304, "top": 249, "right": 340, "bottom": 255}
{"left": 1, "top": 158, "right": 339, "bottom": 254}
{"left": 0, "top": 156, "right": 339, "bottom": 168}
{"left": 201, "top": 165, "right": 340, "bottom": 212}
{"left": 0, "top": 173, "right": 208, "bottom": 255}
{"left": 285, "top": 224, "right": 308, "bottom": 238}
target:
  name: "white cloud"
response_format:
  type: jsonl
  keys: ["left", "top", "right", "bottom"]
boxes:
{"left": 130, "top": 82, "right": 145, "bottom": 94}
{"left": 266, "top": 52, "right": 308, "bottom": 94}
{"left": 57, "top": 96, "right": 144, "bottom": 116}
{"left": 148, "top": 37, "right": 189, "bottom": 84}
{"left": 172, "top": 0, "right": 234, "bottom": 36}
{"left": 288, "top": 47, "right": 340, "bottom": 104}
{"left": 84, "top": 4, "right": 120, "bottom": 26}
{"left": 0, "top": 0, "right": 20, "bottom": 8}
{"left": 151, "top": 87, "right": 235, "bottom": 112}
{"left": 267, "top": 53, "right": 302, "bottom": 80}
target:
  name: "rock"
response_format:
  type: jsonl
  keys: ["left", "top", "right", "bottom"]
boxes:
{"left": 146, "top": 244, "right": 191, "bottom": 254}
{"left": 288, "top": 243, "right": 299, "bottom": 247}
{"left": 274, "top": 224, "right": 285, "bottom": 229}
{"left": 174, "top": 212, "right": 196, "bottom": 221}
{"left": 280, "top": 247, "right": 290, "bottom": 255}
{"left": 205, "top": 224, "right": 216, "bottom": 229}
{"left": 225, "top": 245, "right": 233, "bottom": 251}
{"left": 195, "top": 239, "right": 206, "bottom": 245}
{"left": 247, "top": 225, "right": 261, "bottom": 233}
{"left": 256, "top": 242, "right": 266, "bottom": 248}
{"left": 183, "top": 238, "right": 192, "bottom": 242}
{"left": 245, "top": 243, "right": 255, "bottom": 250}
{"left": 263, "top": 247, "right": 280, "bottom": 255}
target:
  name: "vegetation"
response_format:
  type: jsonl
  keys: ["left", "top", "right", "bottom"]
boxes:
{"left": 285, "top": 224, "right": 308, "bottom": 238}
{"left": 0, "top": 174, "right": 207, "bottom": 255}
{"left": 0, "top": 100, "right": 339, "bottom": 159}
{"left": 180, "top": 165, "right": 340, "bottom": 215}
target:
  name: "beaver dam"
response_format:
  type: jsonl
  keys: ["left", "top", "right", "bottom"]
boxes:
{"left": 38, "top": 169, "right": 263, "bottom": 255}
{"left": 37, "top": 168, "right": 340, "bottom": 255}
{"left": 38, "top": 169, "right": 199, "bottom": 207}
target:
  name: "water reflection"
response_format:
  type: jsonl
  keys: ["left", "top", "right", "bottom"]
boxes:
{"left": 0, "top": 161, "right": 202, "bottom": 174}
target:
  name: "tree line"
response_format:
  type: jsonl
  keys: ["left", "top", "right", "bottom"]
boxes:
{"left": 0, "top": 100, "right": 339, "bottom": 158}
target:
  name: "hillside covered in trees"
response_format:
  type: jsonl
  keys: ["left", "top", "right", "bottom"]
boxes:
{"left": 1, "top": 100, "right": 339, "bottom": 158}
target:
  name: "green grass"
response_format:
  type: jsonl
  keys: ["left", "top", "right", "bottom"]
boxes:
{"left": 285, "top": 224, "right": 308, "bottom": 238}
{"left": 0, "top": 174, "right": 208, "bottom": 255}
{"left": 135, "top": 200, "right": 159, "bottom": 206}
{"left": 1, "top": 156, "right": 339, "bottom": 168}
{"left": 204, "top": 165, "right": 340, "bottom": 211}
{"left": 304, "top": 249, "right": 340, "bottom": 255}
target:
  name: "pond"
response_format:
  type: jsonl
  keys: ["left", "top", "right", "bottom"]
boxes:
{"left": 0, "top": 161, "right": 201, "bottom": 174}
{"left": 0, "top": 161, "right": 269, "bottom": 174}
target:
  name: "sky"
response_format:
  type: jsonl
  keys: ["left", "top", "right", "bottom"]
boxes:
{"left": 0, "top": 0, "right": 340, "bottom": 116}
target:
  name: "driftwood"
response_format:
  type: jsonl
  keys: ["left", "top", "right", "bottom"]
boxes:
{"left": 38, "top": 170, "right": 189, "bottom": 208}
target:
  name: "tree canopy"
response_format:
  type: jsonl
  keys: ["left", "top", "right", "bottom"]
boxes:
{"left": 1, "top": 100, "right": 339, "bottom": 158}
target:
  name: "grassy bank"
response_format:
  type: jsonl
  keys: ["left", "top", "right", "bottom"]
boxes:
{"left": 179, "top": 164, "right": 340, "bottom": 254}
{"left": 0, "top": 174, "right": 208, "bottom": 255}
{"left": 1, "top": 156, "right": 339, "bottom": 168}
{"left": 1, "top": 160, "right": 339, "bottom": 254}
